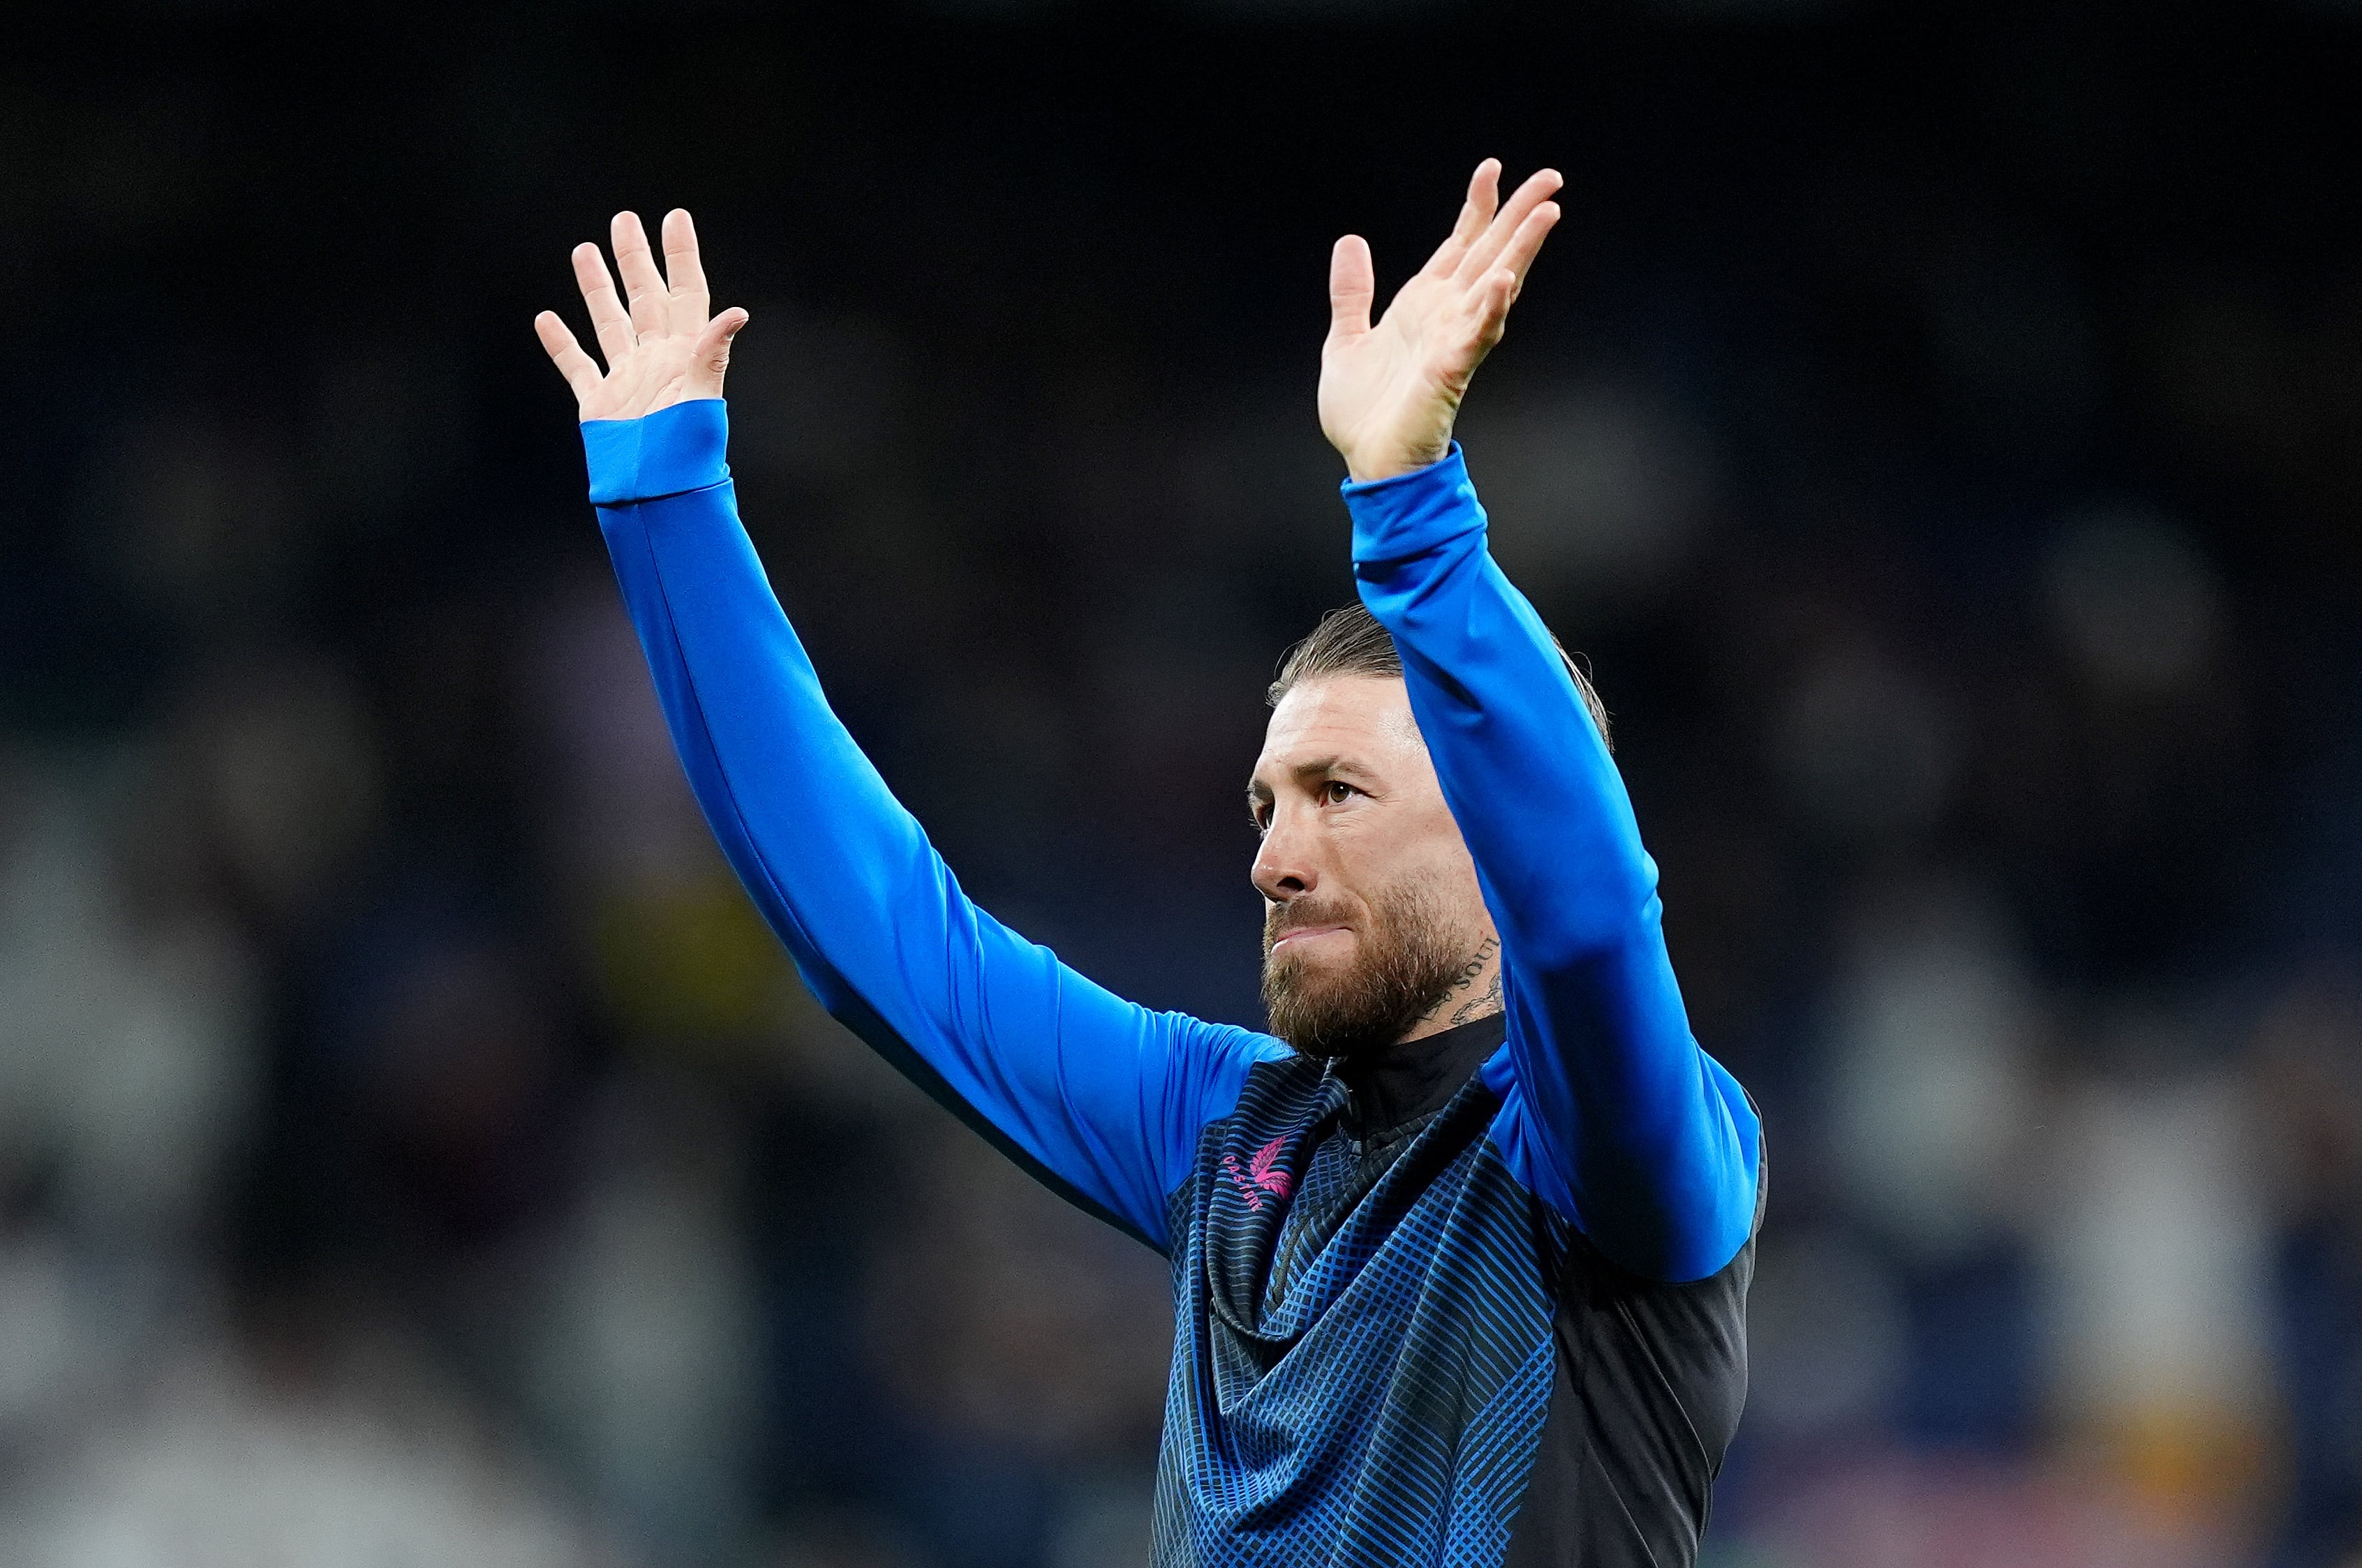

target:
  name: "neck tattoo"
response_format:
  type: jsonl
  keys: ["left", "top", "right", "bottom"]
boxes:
{"left": 1416, "top": 935, "right": 1501, "bottom": 1029}
{"left": 1448, "top": 970, "right": 1504, "bottom": 1026}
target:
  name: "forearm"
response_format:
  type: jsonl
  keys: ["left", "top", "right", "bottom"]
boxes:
{"left": 589, "top": 401, "right": 925, "bottom": 1017}
{"left": 1346, "top": 446, "right": 1759, "bottom": 1280}
{"left": 1345, "top": 445, "right": 1655, "bottom": 960}
{"left": 586, "top": 401, "right": 1272, "bottom": 1246}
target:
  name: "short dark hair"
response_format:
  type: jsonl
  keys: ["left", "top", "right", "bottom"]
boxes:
{"left": 1268, "top": 602, "right": 1612, "bottom": 750}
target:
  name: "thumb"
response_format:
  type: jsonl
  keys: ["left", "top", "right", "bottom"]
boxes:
{"left": 1328, "top": 236, "right": 1374, "bottom": 340}
{"left": 693, "top": 306, "right": 750, "bottom": 388}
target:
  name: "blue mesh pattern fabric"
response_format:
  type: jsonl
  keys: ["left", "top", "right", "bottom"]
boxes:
{"left": 1150, "top": 1055, "right": 1566, "bottom": 1567}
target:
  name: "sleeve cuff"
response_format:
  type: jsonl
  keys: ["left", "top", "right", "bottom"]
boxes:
{"left": 584, "top": 398, "right": 731, "bottom": 505}
{"left": 1342, "top": 442, "right": 1487, "bottom": 565}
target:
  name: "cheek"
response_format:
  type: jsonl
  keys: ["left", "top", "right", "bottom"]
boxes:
{"left": 1434, "top": 829, "right": 1486, "bottom": 899}
{"left": 1423, "top": 852, "right": 1489, "bottom": 931}
{"left": 1338, "top": 807, "right": 1482, "bottom": 900}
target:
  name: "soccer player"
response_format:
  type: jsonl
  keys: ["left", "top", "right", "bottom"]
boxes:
{"left": 535, "top": 161, "right": 1763, "bottom": 1568}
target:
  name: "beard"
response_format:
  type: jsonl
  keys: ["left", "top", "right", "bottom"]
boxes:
{"left": 1261, "top": 872, "right": 1478, "bottom": 1059}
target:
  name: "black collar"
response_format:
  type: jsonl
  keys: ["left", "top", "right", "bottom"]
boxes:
{"left": 1332, "top": 1012, "right": 1507, "bottom": 1139}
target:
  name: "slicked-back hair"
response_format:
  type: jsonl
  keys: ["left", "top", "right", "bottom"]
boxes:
{"left": 1268, "top": 602, "right": 1613, "bottom": 751}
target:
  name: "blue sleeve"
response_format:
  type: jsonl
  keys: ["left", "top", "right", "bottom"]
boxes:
{"left": 585, "top": 399, "right": 1285, "bottom": 1251}
{"left": 1344, "top": 445, "right": 1760, "bottom": 1283}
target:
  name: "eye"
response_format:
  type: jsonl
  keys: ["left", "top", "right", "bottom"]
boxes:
{"left": 1320, "top": 779, "right": 1358, "bottom": 806}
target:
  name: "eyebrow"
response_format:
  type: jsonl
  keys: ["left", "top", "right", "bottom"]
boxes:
{"left": 1245, "top": 755, "right": 1379, "bottom": 802}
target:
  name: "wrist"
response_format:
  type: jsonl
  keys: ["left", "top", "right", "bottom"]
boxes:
{"left": 584, "top": 398, "right": 731, "bottom": 506}
{"left": 1341, "top": 428, "right": 1454, "bottom": 486}
{"left": 1342, "top": 440, "right": 1463, "bottom": 495}
{"left": 1348, "top": 452, "right": 1443, "bottom": 484}
{"left": 1342, "top": 442, "right": 1480, "bottom": 563}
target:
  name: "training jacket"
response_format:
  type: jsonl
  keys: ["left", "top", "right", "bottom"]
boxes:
{"left": 583, "top": 398, "right": 1764, "bottom": 1568}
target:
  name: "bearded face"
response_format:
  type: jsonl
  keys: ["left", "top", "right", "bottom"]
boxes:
{"left": 1248, "top": 675, "right": 1501, "bottom": 1059}
{"left": 1261, "top": 869, "right": 1480, "bottom": 1058}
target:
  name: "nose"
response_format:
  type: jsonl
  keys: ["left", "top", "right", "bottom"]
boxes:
{"left": 1251, "top": 805, "right": 1318, "bottom": 904}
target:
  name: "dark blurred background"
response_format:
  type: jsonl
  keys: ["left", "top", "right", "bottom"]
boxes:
{"left": 7, "top": 3, "right": 2362, "bottom": 1564}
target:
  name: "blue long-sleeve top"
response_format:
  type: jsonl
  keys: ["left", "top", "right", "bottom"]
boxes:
{"left": 584, "top": 397, "right": 1758, "bottom": 1283}
{"left": 1345, "top": 444, "right": 1760, "bottom": 1283}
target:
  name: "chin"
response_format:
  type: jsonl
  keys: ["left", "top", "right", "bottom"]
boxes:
{"left": 1270, "top": 939, "right": 1352, "bottom": 978}
{"left": 1264, "top": 954, "right": 1335, "bottom": 999}
{"left": 1261, "top": 881, "right": 1472, "bottom": 1058}
{"left": 1263, "top": 962, "right": 1388, "bottom": 1057}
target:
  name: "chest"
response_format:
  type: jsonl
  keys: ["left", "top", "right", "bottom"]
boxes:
{"left": 1172, "top": 1062, "right": 1561, "bottom": 1400}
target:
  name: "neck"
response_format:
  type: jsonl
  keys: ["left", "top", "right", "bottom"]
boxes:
{"left": 1337, "top": 1010, "right": 1507, "bottom": 1136}
{"left": 1395, "top": 932, "right": 1503, "bottom": 1047}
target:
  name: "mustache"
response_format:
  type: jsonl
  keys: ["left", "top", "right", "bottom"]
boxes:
{"left": 1263, "top": 898, "right": 1358, "bottom": 956}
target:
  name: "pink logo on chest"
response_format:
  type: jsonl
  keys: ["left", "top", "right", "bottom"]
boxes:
{"left": 1223, "top": 1136, "right": 1295, "bottom": 1211}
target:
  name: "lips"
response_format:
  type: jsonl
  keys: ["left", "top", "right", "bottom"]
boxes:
{"left": 1270, "top": 924, "right": 1349, "bottom": 953}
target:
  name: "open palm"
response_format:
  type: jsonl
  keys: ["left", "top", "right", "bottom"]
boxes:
{"left": 1319, "top": 161, "right": 1562, "bottom": 483}
{"left": 535, "top": 209, "right": 748, "bottom": 422}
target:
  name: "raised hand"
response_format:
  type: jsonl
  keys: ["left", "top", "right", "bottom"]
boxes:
{"left": 1319, "top": 161, "right": 1562, "bottom": 483}
{"left": 535, "top": 209, "right": 749, "bottom": 422}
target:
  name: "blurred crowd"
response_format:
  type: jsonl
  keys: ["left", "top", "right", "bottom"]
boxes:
{"left": 8, "top": 5, "right": 2362, "bottom": 1566}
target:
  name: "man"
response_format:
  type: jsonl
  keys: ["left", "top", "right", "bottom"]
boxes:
{"left": 535, "top": 160, "right": 1762, "bottom": 1567}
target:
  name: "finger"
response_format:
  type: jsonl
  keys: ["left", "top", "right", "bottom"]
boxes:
{"left": 1492, "top": 201, "right": 1561, "bottom": 288}
{"left": 687, "top": 306, "right": 750, "bottom": 396}
{"left": 1471, "top": 267, "right": 1518, "bottom": 348}
{"left": 534, "top": 311, "right": 604, "bottom": 401}
{"left": 572, "top": 242, "right": 637, "bottom": 365}
{"left": 1455, "top": 166, "right": 1560, "bottom": 284}
{"left": 660, "top": 209, "right": 711, "bottom": 332}
{"left": 611, "top": 211, "right": 670, "bottom": 338}
{"left": 1419, "top": 158, "right": 1501, "bottom": 278}
{"left": 1455, "top": 166, "right": 1563, "bottom": 286}
{"left": 1328, "top": 235, "right": 1375, "bottom": 339}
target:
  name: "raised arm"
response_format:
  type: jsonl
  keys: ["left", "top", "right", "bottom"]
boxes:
{"left": 537, "top": 212, "right": 1282, "bottom": 1250}
{"left": 1321, "top": 165, "right": 1760, "bottom": 1283}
